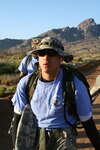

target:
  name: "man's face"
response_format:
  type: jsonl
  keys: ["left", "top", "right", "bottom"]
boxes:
{"left": 38, "top": 50, "right": 62, "bottom": 74}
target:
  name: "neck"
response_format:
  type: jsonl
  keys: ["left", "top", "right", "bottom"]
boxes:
{"left": 41, "top": 68, "right": 60, "bottom": 81}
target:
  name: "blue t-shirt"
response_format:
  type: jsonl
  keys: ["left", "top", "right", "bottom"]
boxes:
{"left": 11, "top": 69, "right": 92, "bottom": 129}
{"left": 18, "top": 55, "right": 38, "bottom": 75}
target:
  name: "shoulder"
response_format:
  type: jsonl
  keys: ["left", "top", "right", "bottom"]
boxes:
{"left": 74, "top": 76, "right": 86, "bottom": 88}
{"left": 61, "top": 65, "right": 88, "bottom": 90}
{"left": 17, "top": 75, "right": 29, "bottom": 90}
{"left": 26, "top": 55, "right": 38, "bottom": 65}
{"left": 19, "top": 56, "right": 28, "bottom": 66}
{"left": 22, "top": 56, "right": 28, "bottom": 62}
{"left": 74, "top": 76, "right": 89, "bottom": 96}
{"left": 31, "top": 56, "right": 38, "bottom": 62}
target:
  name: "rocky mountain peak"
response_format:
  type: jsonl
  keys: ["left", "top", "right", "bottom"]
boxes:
{"left": 77, "top": 18, "right": 96, "bottom": 32}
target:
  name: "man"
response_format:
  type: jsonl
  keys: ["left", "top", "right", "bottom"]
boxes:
{"left": 18, "top": 38, "right": 41, "bottom": 78}
{"left": 11, "top": 37, "right": 100, "bottom": 150}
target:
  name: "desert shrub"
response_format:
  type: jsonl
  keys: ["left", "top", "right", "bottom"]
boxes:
{"left": 2, "top": 79, "right": 12, "bottom": 86}
{"left": 0, "top": 63, "right": 18, "bottom": 74}
{"left": 0, "top": 74, "right": 19, "bottom": 86}
{"left": 6, "top": 85, "right": 17, "bottom": 92}
{"left": 0, "top": 54, "right": 26, "bottom": 75}
{"left": 0, "top": 85, "right": 16, "bottom": 97}
{"left": 0, "top": 87, "right": 6, "bottom": 96}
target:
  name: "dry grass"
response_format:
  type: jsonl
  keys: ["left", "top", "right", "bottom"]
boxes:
{"left": 0, "top": 74, "right": 19, "bottom": 85}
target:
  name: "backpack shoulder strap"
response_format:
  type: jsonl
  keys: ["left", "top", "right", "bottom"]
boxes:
{"left": 26, "top": 68, "right": 40, "bottom": 102}
{"left": 61, "top": 65, "right": 77, "bottom": 115}
{"left": 26, "top": 55, "right": 32, "bottom": 68}
{"left": 68, "top": 66, "right": 92, "bottom": 104}
{"left": 61, "top": 64, "right": 83, "bottom": 128}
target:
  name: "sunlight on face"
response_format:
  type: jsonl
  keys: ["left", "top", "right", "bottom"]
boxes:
{"left": 39, "top": 55, "right": 62, "bottom": 74}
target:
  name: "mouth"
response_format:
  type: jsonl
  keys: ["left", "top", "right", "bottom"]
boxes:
{"left": 43, "top": 63, "right": 49, "bottom": 68}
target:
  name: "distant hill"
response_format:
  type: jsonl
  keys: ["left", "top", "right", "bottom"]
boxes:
{"left": 0, "top": 38, "right": 32, "bottom": 54}
{"left": 0, "top": 18, "right": 100, "bottom": 57}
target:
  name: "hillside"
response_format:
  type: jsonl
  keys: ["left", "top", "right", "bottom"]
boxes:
{"left": 0, "top": 18, "right": 100, "bottom": 57}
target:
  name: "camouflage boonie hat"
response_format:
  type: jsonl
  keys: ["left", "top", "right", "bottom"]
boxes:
{"left": 31, "top": 38, "right": 41, "bottom": 49}
{"left": 33, "top": 37, "right": 73, "bottom": 62}
{"left": 28, "top": 38, "right": 41, "bottom": 55}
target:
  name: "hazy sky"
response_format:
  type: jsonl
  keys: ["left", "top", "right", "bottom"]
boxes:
{"left": 0, "top": 0, "right": 100, "bottom": 39}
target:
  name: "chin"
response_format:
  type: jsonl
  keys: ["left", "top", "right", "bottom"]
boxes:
{"left": 42, "top": 67, "right": 49, "bottom": 72}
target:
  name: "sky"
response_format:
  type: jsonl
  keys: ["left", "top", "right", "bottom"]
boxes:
{"left": 0, "top": 0, "right": 100, "bottom": 40}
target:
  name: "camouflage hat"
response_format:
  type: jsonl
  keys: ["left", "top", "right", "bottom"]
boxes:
{"left": 33, "top": 37, "right": 73, "bottom": 62}
{"left": 31, "top": 38, "right": 41, "bottom": 49}
{"left": 28, "top": 38, "right": 41, "bottom": 55}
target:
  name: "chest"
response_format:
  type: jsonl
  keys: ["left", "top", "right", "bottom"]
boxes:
{"left": 30, "top": 80, "right": 63, "bottom": 111}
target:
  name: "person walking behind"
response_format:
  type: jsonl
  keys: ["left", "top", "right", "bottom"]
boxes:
{"left": 8, "top": 38, "right": 41, "bottom": 142}
{"left": 18, "top": 38, "right": 41, "bottom": 79}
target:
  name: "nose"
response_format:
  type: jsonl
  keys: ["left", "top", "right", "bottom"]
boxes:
{"left": 44, "top": 54, "right": 49, "bottom": 59}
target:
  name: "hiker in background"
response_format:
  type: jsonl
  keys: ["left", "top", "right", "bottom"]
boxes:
{"left": 11, "top": 37, "right": 100, "bottom": 150}
{"left": 18, "top": 38, "right": 41, "bottom": 79}
{"left": 7, "top": 38, "right": 41, "bottom": 143}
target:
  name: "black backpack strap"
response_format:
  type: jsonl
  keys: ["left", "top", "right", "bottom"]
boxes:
{"left": 69, "top": 66, "right": 92, "bottom": 104}
{"left": 61, "top": 65, "right": 82, "bottom": 128}
{"left": 62, "top": 66, "right": 76, "bottom": 114}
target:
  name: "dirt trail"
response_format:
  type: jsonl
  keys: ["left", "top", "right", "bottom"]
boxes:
{"left": 77, "top": 96, "right": 100, "bottom": 150}
{"left": 0, "top": 60, "right": 100, "bottom": 150}
{"left": 76, "top": 60, "right": 100, "bottom": 150}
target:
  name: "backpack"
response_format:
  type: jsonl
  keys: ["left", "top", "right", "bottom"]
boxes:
{"left": 26, "top": 64, "right": 92, "bottom": 129}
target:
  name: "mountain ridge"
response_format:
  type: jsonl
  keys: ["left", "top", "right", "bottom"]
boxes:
{"left": 0, "top": 18, "right": 100, "bottom": 55}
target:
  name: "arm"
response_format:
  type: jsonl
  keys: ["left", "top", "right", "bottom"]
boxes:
{"left": 74, "top": 76, "right": 100, "bottom": 149}
{"left": 19, "top": 71, "right": 27, "bottom": 79}
{"left": 18, "top": 56, "right": 28, "bottom": 77}
{"left": 82, "top": 117, "right": 100, "bottom": 150}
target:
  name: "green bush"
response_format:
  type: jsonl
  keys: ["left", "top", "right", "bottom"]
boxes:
{"left": 6, "top": 85, "right": 16, "bottom": 92}
{"left": 0, "top": 63, "right": 18, "bottom": 74}
{"left": 0, "top": 87, "right": 6, "bottom": 96}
